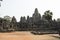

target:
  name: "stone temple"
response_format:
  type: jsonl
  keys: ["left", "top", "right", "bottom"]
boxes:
{"left": 0, "top": 8, "right": 60, "bottom": 33}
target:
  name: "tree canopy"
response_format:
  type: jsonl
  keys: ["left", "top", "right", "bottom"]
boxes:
{"left": 43, "top": 10, "right": 53, "bottom": 21}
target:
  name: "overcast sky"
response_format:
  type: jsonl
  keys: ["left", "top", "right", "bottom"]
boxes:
{"left": 0, "top": 0, "right": 60, "bottom": 21}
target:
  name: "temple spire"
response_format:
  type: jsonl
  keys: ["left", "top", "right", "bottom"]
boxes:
{"left": 34, "top": 8, "right": 38, "bottom": 13}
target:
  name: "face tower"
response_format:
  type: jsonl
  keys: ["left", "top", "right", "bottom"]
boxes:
{"left": 32, "top": 8, "right": 41, "bottom": 23}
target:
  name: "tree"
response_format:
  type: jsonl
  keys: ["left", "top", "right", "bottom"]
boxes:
{"left": 0, "top": 0, "right": 3, "bottom": 7}
{"left": 43, "top": 10, "right": 53, "bottom": 21}
{"left": 0, "top": 0, "right": 3, "bottom": 1}
{"left": 4, "top": 15, "right": 12, "bottom": 22}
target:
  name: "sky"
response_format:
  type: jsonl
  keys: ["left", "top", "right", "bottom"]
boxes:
{"left": 0, "top": 0, "right": 60, "bottom": 21}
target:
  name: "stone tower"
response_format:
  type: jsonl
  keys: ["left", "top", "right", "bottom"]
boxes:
{"left": 32, "top": 8, "right": 41, "bottom": 23}
{"left": 10, "top": 16, "right": 17, "bottom": 31}
{"left": 20, "top": 16, "right": 26, "bottom": 23}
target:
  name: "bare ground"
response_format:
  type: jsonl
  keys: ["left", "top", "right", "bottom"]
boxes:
{"left": 0, "top": 31, "right": 60, "bottom": 40}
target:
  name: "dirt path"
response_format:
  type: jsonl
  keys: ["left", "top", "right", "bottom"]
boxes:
{"left": 0, "top": 31, "right": 60, "bottom": 40}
